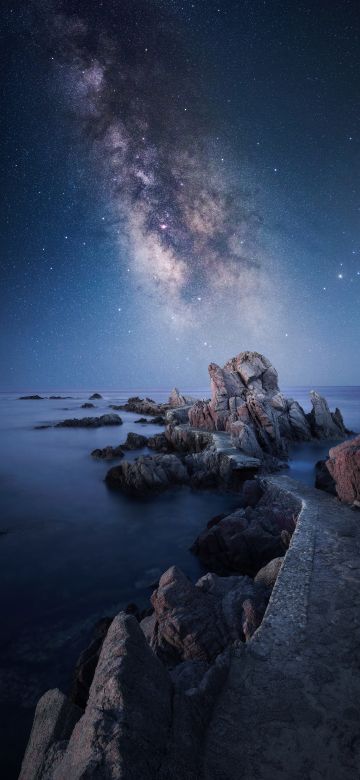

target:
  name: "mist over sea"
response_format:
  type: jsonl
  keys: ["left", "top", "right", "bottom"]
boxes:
{"left": 0, "top": 387, "right": 359, "bottom": 778}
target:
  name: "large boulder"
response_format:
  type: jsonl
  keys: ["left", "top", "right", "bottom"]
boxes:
{"left": 53, "top": 615, "right": 172, "bottom": 779}
{"left": 106, "top": 454, "right": 189, "bottom": 495}
{"left": 147, "top": 566, "right": 270, "bottom": 666}
{"left": 326, "top": 435, "right": 360, "bottom": 506}
{"left": 191, "top": 508, "right": 286, "bottom": 576}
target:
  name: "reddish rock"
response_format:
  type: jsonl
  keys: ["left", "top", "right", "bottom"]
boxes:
{"left": 148, "top": 566, "right": 270, "bottom": 665}
{"left": 326, "top": 435, "right": 360, "bottom": 506}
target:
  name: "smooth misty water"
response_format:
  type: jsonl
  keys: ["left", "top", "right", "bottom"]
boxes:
{"left": 0, "top": 387, "right": 359, "bottom": 778}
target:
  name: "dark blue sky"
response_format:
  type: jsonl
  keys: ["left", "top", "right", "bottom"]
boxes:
{"left": 1, "top": 0, "right": 360, "bottom": 390}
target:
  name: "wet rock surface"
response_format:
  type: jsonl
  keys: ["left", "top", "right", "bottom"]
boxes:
{"left": 326, "top": 434, "right": 360, "bottom": 506}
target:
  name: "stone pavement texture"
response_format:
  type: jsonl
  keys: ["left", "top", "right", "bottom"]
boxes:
{"left": 203, "top": 475, "right": 360, "bottom": 780}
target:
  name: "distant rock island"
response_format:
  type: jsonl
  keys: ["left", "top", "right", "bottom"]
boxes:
{"left": 20, "top": 350, "right": 360, "bottom": 780}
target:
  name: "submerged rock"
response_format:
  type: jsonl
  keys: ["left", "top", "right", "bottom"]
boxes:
{"left": 18, "top": 394, "right": 44, "bottom": 400}
{"left": 326, "top": 435, "right": 360, "bottom": 507}
{"left": 56, "top": 414, "right": 122, "bottom": 428}
{"left": 91, "top": 445, "right": 125, "bottom": 460}
{"left": 135, "top": 415, "right": 167, "bottom": 425}
{"left": 89, "top": 393, "right": 102, "bottom": 400}
{"left": 81, "top": 402, "right": 95, "bottom": 409}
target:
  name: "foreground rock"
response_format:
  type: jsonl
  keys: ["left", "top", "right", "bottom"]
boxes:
{"left": 191, "top": 482, "right": 299, "bottom": 576}
{"left": 106, "top": 454, "right": 188, "bottom": 495}
{"left": 326, "top": 434, "right": 360, "bottom": 507}
{"left": 187, "top": 351, "right": 347, "bottom": 459}
{"left": 147, "top": 566, "right": 271, "bottom": 665}
{"left": 56, "top": 414, "right": 122, "bottom": 428}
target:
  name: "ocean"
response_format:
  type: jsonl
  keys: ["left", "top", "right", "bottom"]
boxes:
{"left": 0, "top": 387, "right": 359, "bottom": 778}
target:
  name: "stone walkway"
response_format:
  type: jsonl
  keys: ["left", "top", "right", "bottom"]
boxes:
{"left": 203, "top": 475, "right": 360, "bottom": 779}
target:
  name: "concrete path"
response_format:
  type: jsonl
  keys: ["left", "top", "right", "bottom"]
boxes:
{"left": 203, "top": 475, "right": 360, "bottom": 780}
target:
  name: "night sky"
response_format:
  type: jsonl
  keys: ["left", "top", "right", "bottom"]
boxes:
{"left": 1, "top": 0, "right": 360, "bottom": 390}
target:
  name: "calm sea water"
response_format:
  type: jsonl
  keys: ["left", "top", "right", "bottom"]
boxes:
{"left": 0, "top": 387, "right": 359, "bottom": 778}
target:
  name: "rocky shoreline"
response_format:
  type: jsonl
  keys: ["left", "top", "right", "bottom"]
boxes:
{"left": 19, "top": 351, "right": 360, "bottom": 779}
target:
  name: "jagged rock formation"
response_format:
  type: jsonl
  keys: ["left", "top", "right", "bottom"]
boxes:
{"left": 326, "top": 434, "right": 360, "bottom": 506}
{"left": 188, "top": 351, "right": 347, "bottom": 459}
{"left": 168, "top": 387, "right": 198, "bottom": 407}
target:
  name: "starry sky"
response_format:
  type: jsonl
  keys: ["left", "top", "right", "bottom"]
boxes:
{"left": 1, "top": 0, "right": 360, "bottom": 390}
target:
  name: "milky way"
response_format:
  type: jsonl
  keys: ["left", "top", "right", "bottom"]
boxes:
{"left": 40, "top": 0, "right": 285, "bottom": 350}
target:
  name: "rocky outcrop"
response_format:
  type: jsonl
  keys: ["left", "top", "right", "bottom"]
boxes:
{"left": 56, "top": 414, "right": 122, "bottom": 428}
{"left": 20, "top": 611, "right": 234, "bottom": 780}
{"left": 191, "top": 484, "right": 299, "bottom": 576}
{"left": 326, "top": 435, "right": 360, "bottom": 506}
{"left": 81, "top": 402, "right": 95, "bottom": 409}
{"left": 308, "top": 391, "right": 348, "bottom": 439}
{"left": 146, "top": 566, "right": 270, "bottom": 667}
{"left": 119, "top": 396, "right": 170, "bottom": 416}
{"left": 106, "top": 454, "right": 189, "bottom": 495}
{"left": 19, "top": 689, "right": 82, "bottom": 780}
{"left": 89, "top": 393, "right": 102, "bottom": 399}
{"left": 168, "top": 388, "right": 198, "bottom": 407}
{"left": 187, "top": 351, "right": 347, "bottom": 460}
{"left": 91, "top": 445, "right": 124, "bottom": 460}
{"left": 121, "top": 432, "right": 148, "bottom": 450}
